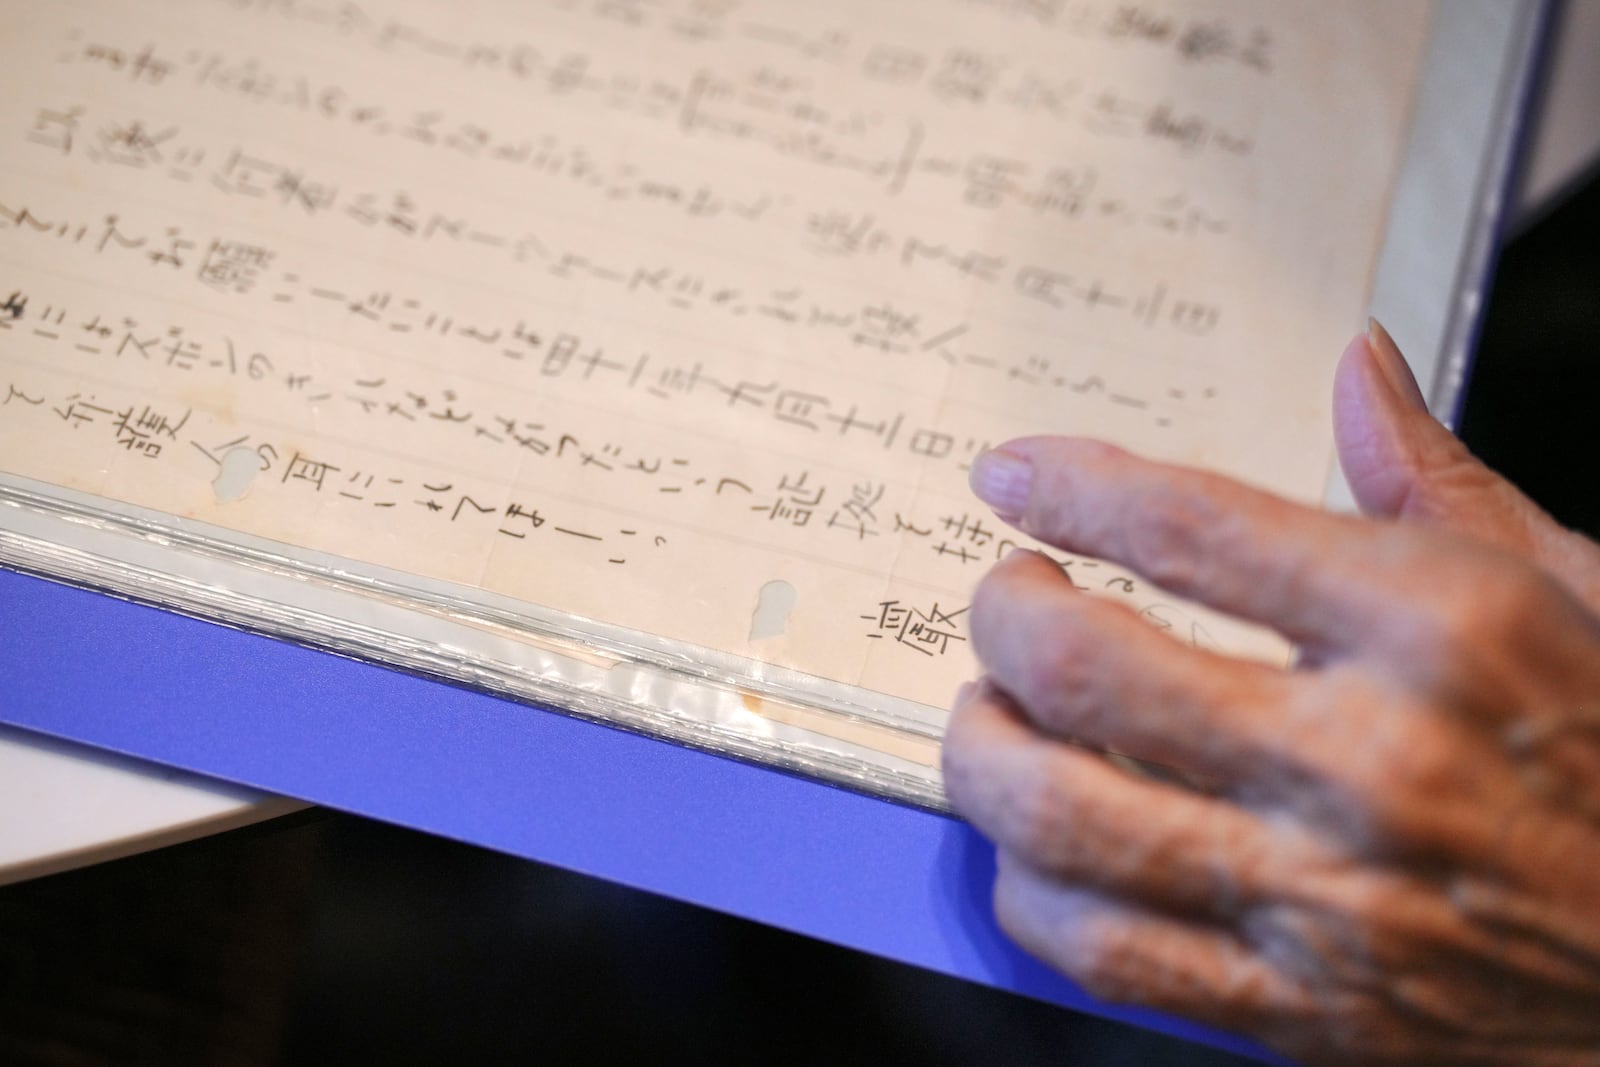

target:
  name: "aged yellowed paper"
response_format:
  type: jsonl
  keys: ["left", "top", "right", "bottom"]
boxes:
{"left": 0, "top": 0, "right": 1432, "bottom": 712}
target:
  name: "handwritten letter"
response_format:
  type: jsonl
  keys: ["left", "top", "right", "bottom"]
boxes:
{"left": 0, "top": 0, "right": 1432, "bottom": 710}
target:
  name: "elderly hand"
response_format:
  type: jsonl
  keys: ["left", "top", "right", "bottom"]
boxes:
{"left": 942, "top": 324, "right": 1600, "bottom": 1065}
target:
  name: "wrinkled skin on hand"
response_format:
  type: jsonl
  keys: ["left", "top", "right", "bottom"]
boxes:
{"left": 942, "top": 325, "right": 1600, "bottom": 1065}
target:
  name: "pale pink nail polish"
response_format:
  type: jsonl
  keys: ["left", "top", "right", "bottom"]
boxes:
{"left": 1367, "top": 317, "right": 1428, "bottom": 412}
{"left": 969, "top": 449, "right": 1032, "bottom": 520}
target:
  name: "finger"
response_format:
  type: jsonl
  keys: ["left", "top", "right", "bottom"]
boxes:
{"left": 967, "top": 432, "right": 1429, "bottom": 654}
{"left": 996, "top": 858, "right": 1600, "bottom": 1062}
{"left": 1335, "top": 322, "right": 1600, "bottom": 610}
{"left": 943, "top": 684, "right": 1314, "bottom": 919}
{"left": 991, "top": 852, "right": 1317, "bottom": 1050}
{"left": 970, "top": 549, "right": 1308, "bottom": 782}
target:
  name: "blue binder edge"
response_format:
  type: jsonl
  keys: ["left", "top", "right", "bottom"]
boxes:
{"left": 0, "top": 565, "right": 1280, "bottom": 1062}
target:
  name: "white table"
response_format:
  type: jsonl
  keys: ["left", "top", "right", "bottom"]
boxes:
{"left": 0, "top": 722, "right": 303, "bottom": 886}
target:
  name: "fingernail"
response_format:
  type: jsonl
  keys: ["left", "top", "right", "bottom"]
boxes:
{"left": 970, "top": 448, "right": 1032, "bottom": 521}
{"left": 1366, "top": 317, "right": 1427, "bottom": 412}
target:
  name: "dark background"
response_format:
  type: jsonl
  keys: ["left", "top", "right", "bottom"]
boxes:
{"left": 3, "top": 55, "right": 1597, "bottom": 1067}
{"left": 1459, "top": 170, "right": 1600, "bottom": 541}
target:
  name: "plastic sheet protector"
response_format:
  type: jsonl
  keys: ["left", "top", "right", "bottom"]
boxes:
{"left": 0, "top": 0, "right": 1531, "bottom": 807}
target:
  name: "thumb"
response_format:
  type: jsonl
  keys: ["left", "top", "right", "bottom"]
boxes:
{"left": 1332, "top": 319, "right": 1483, "bottom": 523}
{"left": 1333, "top": 320, "right": 1600, "bottom": 603}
